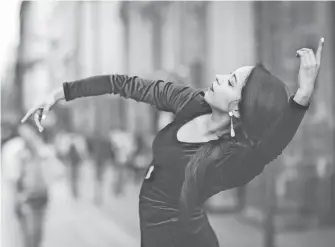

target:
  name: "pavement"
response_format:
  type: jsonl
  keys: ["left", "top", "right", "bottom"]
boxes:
{"left": 1, "top": 160, "right": 138, "bottom": 247}
{"left": 43, "top": 180, "right": 138, "bottom": 247}
{"left": 2, "top": 160, "right": 335, "bottom": 247}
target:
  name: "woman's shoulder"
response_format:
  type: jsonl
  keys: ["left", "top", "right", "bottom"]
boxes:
{"left": 175, "top": 89, "right": 211, "bottom": 119}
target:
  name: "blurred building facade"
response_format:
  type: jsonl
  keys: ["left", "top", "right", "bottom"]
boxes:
{"left": 12, "top": 0, "right": 335, "bottom": 229}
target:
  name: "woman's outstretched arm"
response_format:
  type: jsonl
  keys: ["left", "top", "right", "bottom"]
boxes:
{"left": 63, "top": 75, "right": 198, "bottom": 113}
{"left": 21, "top": 74, "right": 200, "bottom": 132}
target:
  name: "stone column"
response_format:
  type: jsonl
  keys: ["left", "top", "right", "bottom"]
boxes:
{"left": 179, "top": 1, "right": 208, "bottom": 88}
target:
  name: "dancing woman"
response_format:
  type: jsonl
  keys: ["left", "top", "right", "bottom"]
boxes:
{"left": 22, "top": 38, "right": 324, "bottom": 247}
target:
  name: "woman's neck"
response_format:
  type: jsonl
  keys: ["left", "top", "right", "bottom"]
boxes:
{"left": 199, "top": 112, "right": 230, "bottom": 137}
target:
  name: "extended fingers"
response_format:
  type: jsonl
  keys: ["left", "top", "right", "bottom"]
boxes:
{"left": 316, "top": 37, "right": 324, "bottom": 65}
{"left": 297, "top": 37, "right": 324, "bottom": 67}
{"left": 34, "top": 108, "right": 44, "bottom": 132}
{"left": 21, "top": 107, "right": 38, "bottom": 123}
{"left": 297, "top": 48, "right": 317, "bottom": 68}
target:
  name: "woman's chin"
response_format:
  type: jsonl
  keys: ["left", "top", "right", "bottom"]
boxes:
{"left": 203, "top": 90, "right": 209, "bottom": 98}
{"left": 203, "top": 90, "right": 211, "bottom": 103}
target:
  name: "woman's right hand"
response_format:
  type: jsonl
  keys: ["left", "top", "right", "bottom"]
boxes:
{"left": 21, "top": 89, "right": 61, "bottom": 132}
{"left": 294, "top": 37, "right": 324, "bottom": 106}
{"left": 296, "top": 37, "right": 324, "bottom": 94}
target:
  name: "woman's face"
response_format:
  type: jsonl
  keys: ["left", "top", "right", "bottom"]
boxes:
{"left": 204, "top": 66, "right": 254, "bottom": 113}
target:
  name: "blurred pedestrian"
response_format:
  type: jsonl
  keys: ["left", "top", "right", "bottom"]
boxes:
{"left": 67, "top": 134, "right": 83, "bottom": 199}
{"left": 1, "top": 120, "right": 17, "bottom": 147}
{"left": 2, "top": 120, "right": 63, "bottom": 247}
{"left": 54, "top": 131, "right": 78, "bottom": 198}
{"left": 86, "top": 135, "right": 114, "bottom": 205}
{"left": 132, "top": 133, "right": 154, "bottom": 184}
{"left": 22, "top": 38, "right": 324, "bottom": 247}
{"left": 2, "top": 123, "right": 27, "bottom": 247}
{"left": 109, "top": 129, "right": 137, "bottom": 195}
{"left": 54, "top": 131, "right": 72, "bottom": 163}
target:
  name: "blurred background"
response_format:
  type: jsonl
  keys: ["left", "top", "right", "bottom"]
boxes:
{"left": 1, "top": 1, "right": 335, "bottom": 247}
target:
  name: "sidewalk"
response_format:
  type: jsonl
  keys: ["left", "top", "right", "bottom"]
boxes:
{"left": 1, "top": 166, "right": 138, "bottom": 247}
{"left": 43, "top": 180, "right": 138, "bottom": 247}
{"left": 79, "top": 161, "right": 141, "bottom": 240}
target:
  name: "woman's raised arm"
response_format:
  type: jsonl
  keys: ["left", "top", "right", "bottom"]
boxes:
{"left": 216, "top": 96, "right": 309, "bottom": 189}
{"left": 205, "top": 37, "right": 324, "bottom": 192}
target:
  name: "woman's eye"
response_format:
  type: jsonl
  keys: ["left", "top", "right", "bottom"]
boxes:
{"left": 228, "top": 80, "right": 232, "bottom": 87}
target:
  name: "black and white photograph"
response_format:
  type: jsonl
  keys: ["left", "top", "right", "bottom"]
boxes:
{"left": 1, "top": 1, "right": 335, "bottom": 247}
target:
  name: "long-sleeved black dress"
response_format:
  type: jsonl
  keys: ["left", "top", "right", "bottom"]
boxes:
{"left": 63, "top": 75, "right": 309, "bottom": 247}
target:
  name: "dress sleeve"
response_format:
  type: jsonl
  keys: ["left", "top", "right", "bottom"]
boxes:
{"left": 213, "top": 96, "right": 309, "bottom": 189}
{"left": 63, "top": 74, "right": 199, "bottom": 114}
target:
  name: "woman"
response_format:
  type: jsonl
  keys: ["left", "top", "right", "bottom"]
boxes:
{"left": 22, "top": 38, "right": 324, "bottom": 247}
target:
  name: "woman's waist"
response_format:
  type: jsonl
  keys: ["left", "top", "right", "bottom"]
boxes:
{"left": 139, "top": 193, "right": 204, "bottom": 213}
{"left": 139, "top": 176, "right": 185, "bottom": 208}
{"left": 139, "top": 189, "right": 205, "bottom": 225}
{"left": 139, "top": 203, "right": 206, "bottom": 228}
{"left": 139, "top": 184, "right": 179, "bottom": 210}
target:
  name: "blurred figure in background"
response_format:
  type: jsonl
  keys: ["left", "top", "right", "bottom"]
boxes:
{"left": 54, "top": 131, "right": 88, "bottom": 199}
{"left": 132, "top": 133, "right": 154, "bottom": 184}
{"left": 86, "top": 135, "right": 115, "bottom": 205}
{"left": 65, "top": 134, "right": 81, "bottom": 199}
{"left": 69, "top": 133, "right": 88, "bottom": 199}
{"left": 67, "top": 133, "right": 83, "bottom": 199}
{"left": 2, "top": 122, "right": 27, "bottom": 247}
{"left": 2, "top": 120, "right": 64, "bottom": 247}
{"left": 54, "top": 131, "right": 75, "bottom": 197}
{"left": 109, "top": 129, "right": 137, "bottom": 196}
{"left": 1, "top": 120, "right": 18, "bottom": 147}
{"left": 54, "top": 131, "right": 72, "bottom": 163}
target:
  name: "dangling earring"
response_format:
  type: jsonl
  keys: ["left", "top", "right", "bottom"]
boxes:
{"left": 228, "top": 111, "right": 235, "bottom": 138}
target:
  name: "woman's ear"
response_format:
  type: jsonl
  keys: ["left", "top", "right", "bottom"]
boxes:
{"left": 233, "top": 109, "right": 240, "bottom": 118}
{"left": 229, "top": 100, "right": 241, "bottom": 118}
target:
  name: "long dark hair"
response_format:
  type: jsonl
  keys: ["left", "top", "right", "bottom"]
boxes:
{"left": 180, "top": 64, "right": 289, "bottom": 217}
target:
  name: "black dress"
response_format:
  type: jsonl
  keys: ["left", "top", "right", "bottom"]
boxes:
{"left": 63, "top": 75, "right": 309, "bottom": 247}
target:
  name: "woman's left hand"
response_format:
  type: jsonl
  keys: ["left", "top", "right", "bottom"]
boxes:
{"left": 296, "top": 37, "right": 324, "bottom": 94}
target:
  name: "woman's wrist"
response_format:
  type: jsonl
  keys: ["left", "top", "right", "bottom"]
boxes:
{"left": 52, "top": 87, "right": 65, "bottom": 103}
{"left": 293, "top": 87, "right": 314, "bottom": 106}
